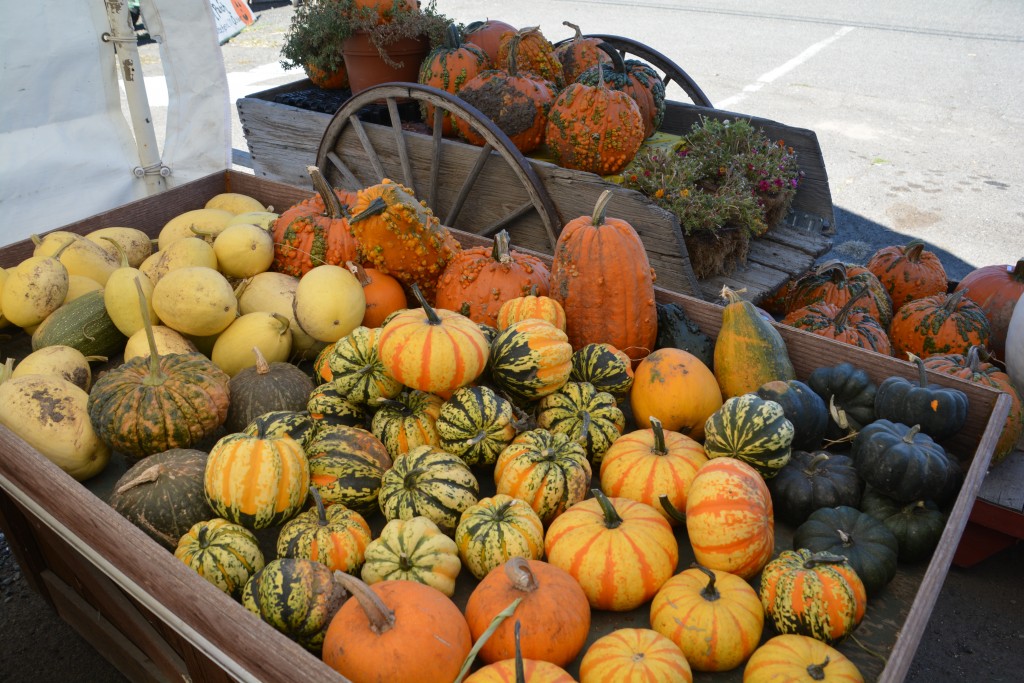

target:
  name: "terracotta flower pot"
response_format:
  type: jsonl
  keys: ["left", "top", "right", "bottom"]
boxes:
{"left": 341, "top": 32, "right": 430, "bottom": 94}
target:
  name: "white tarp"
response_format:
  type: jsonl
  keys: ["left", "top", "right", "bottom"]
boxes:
{"left": 0, "top": 0, "right": 232, "bottom": 245}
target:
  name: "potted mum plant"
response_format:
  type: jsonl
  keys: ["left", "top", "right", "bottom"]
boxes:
{"left": 282, "top": 0, "right": 452, "bottom": 94}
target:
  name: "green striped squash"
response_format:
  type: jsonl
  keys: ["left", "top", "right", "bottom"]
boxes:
{"left": 493, "top": 429, "right": 593, "bottom": 525}
{"left": 276, "top": 488, "right": 372, "bottom": 573}
{"left": 703, "top": 394, "right": 794, "bottom": 478}
{"left": 569, "top": 343, "right": 634, "bottom": 403}
{"left": 378, "top": 445, "right": 480, "bottom": 535}
{"left": 488, "top": 318, "right": 573, "bottom": 404}
{"left": 437, "top": 386, "right": 517, "bottom": 466}
{"left": 307, "top": 383, "right": 367, "bottom": 431}
{"left": 360, "top": 516, "right": 462, "bottom": 597}
{"left": 242, "top": 557, "right": 347, "bottom": 652}
{"left": 312, "top": 326, "right": 402, "bottom": 403}
{"left": 244, "top": 410, "right": 317, "bottom": 449}
{"left": 454, "top": 494, "right": 545, "bottom": 579}
{"left": 174, "top": 518, "right": 264, "bottom": 600}
{"left": 536, "top": 381, "right": 626, "bottom": 465}
{"left": 31, "top": 289, "right": 127, "bottom": 357}
{"left": 370, "top": 389, "right": 444, "bottom": 459}
{"left": 307, "top": 425, "right": 392, "bottom": 515}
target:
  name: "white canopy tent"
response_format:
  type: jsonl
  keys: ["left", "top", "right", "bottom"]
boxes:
{"left": 0, "top": 0, "right": 237, "bottom": 245}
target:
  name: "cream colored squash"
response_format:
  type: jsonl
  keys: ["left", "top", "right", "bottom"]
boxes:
{"left": 124, "top": 325, "right": 198, "bottom": 361}
{"left": 0, "top": 369, "right": 110, "bottom": 481}
{"left": 1007, "top": 292, "right": 1024, "bottom": 403}
{"left": 13, "top": 345, "right": 98, "bottom": 391}
{"left": 63, "top": 275, "right": 104, "bottom": 304}
{"left": 33, "top": 232, "right": 119, "bottom": 286}
{"left": 1, "top": 254, "right": 69, "bottom": 328}
{"left": 140, "top": 236, "right": 219, "bottom": 284}
{"left": 158, "top": 208, "right": 234, "bottom": 250}
{"left": 210, "top": 312, "right": 293, "bottom": 376}
{"left": 204, "top": 192, "right": 266, "bottom": 215}
{"left": 104, "top": 266, "right": 158, "bottom": 338}
{"left": 213, "top": 224, "right": 275, "bottom": 279}
{"left": 237, "top": 271, "right": 324, "bottom": 360}
{"left": 293, "top": 264, "right": 366, "bottom": 343}
{"left": 86, "top": 227, "right": 153, "bottom": 268}
{"left": 229, "top": 211, "right": 278, "bottom": 230}
{"left": 152, "top": 266, "right": 238, "bottom": 337}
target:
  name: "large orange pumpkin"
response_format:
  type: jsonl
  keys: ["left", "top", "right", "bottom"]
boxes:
{"left": 553, "top": 21, "right": 609, "bottom": 85}
{"left": 549, "top": 190, "right": 657, "bottom": 361}
{"left": 579, "top": 628, "right": 692, "bottom": 683}
{"left": 544, "top": 488, "right": 678, "bottom": 611}
{"left": 866, "top": 239, "right": 947, "bottom": 307}
{"left": 321, "top": 574, "right": 471, "bottom": 683}
{"left": 496, "top": 26, "right": 564, "bottom": 89}
{"left": 786, "top": 261, "right": 894, "bottom": 330}
{"left": 464, "top": 557, "right": 590, "bottom": 667}
{"left": 434, "top": 230, "right": 550, "bottom": 327}
{"left": 955, "top": 258, "right": 1024, "bottom": 357}
{"left": 650, "top": 564, "right": 764, "bottom": 672}
{"left": 889, "top": 289, "right": 991, "bottom": 358}
{"left": 599, "top": 416, "right": 708, "bottom": 525}
{"left": 417, "top": 24, "right": 490, "bottom": 136}
{"left": 685, "top": 457, "right": 775, "bottom": 580}
{"left": 464, "top": 19, "right": 516, "bottom": 66}
{"left": 743, "top": 634, "right": 864, "bottom": 683}
{"left": 630, "top": 347, "right": 722, "bottom": 439}
{"left": 781, "top": 286, "right": 893, "bottom": 356}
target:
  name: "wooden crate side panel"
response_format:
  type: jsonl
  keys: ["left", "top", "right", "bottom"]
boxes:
{"left": 237, "top": 96, "right": 329, "bottom": 190}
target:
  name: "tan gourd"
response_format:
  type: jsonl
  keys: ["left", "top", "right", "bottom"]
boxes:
{"left": 86, "top": 227, "right": 154, "bottom": 268}
{"left": 32, "top": 232, "right": 119, "bottom": 286}
{"left": 204, "top": 192, "right": 266, "bottom": 215}
{"left": 236, "top": 271, "right": 324, "bottom": 360}
{"left": 213, "top": 223, "right": 275, "bottom": 278}
{"left": 2, "top": 244, "right": 71, "bottom": 328}
{"left": 102, "top": 239, "right": 158, "bottom": 337}
{"left": 158, "top": 208, "right": 234, "bottom": 250}
{"left": 12, "top": 345, "right": 102, "bottom": 392}
{"left": 140, "top": 236, "right": 219, "bottom": 284}
{"left": 210, "top": 312, "right": 293, "bottom": 377}
{"left": 293, "top": 264, "right": 366, "bottom": 343}
{"left": 152, "top": 266, "right": 238, "bottom": 337}
{"left": 124, "top": 325, "right": 197, "bottom": 361}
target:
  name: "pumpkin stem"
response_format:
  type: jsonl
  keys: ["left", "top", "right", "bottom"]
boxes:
{"left": 453, "top": 597, "right": 524, "bottom": 683}
{"left": 504, "top": 557, "right": 540, "bottom": 593}
{"left": 270, "top": 312, "right": 291, "bottom": 336}
{"left": 331, "top": 571, "right": 397, "bottom": 635}
{"left": 134, "top": 277, "right": 167, "bottom": 385}
{"left": 507, "top": 31, "right": 522, "bottom": 78}
{"left": 590, "top": 189, "right": 614, "bottom": 226}
{"left": 903, "top": 239, "right": 927, "bottom": 263}
{"left": 836, "top": 528, "right": 853, "bottom": 546}
{"left": 807, "top": 656, "right": 830, "bottom": 681}
{"left": 907, "top": 352, "right": 930, "bottom": 387}
{"left": 902, "top": 500, "right": 927, "bottom": 514}
{"left": 649, "top": 416, "right": 668, "bottom": 455}
{"left": 309, "top": 486, "right": 329, "bottom": 527}
{"left": 492, "top": 230, "right": 513, "bottom": 264}
{"left": 804, "top": 452, "right": 832, "bottom": 473}
{"left": 942, "top": 288, "right": 968, "bottom": 312}
{"left": 514, "top": 620, "right": 526, "bottom": 683}
{"left": 902, "top": 424, "right": 923, "bottom": 443}
{"left": 253, "top": 347, "right": 271, "bottom": 375}
{"left": 349, "top": 196, "right": 388, "bottom": 225}
{"left": 408, "top": 283, "right": 443, "bottom": 325}
{"left": 527, "top": 284, "right": 539, "bottom": 297}
{"left": 719, "top": 285, "right": 748, "bottom": 305}
{"left": 443, "top": 23, "right": 462, "bottom": 50}
{"left": 814, "top": 259, "right": 848, "bottom": 284}
{"left": 0, "top": 358, "right": 13, "bottom": 384}
{"left": 692, "top": 563, "right": 721, "bottom": 601}
{"left": 101, "top": 236, "right": 131, "bottom": 268}
{"left": 590, "top": 488, "right": 623, "bottom": 529}
{"left": 397, "top": 552, "right": 414, "bottom": 572}
{"left": 833, "top": 285, "right": 870, "bottom": 330}
{"left": 1012, "top": 258, "right": 1024, "bottom": 282}
{"left": 802, "top": 551, "right": 850, "bottom": 569}
{"left": 595, "top": 41, "right": 626, "bottom": 76}
{"left": 196, "top": 524, "right": 211, "bottom": 549}
{"left": 403, "top": 467, "right": 428, "bottom": 489}
{"left": 306, "top": 165, "right": 348, "bottom": 220}
{"left": 114, "top": 462, "right": 165, "bottom": 496}
{"left": 658, "top": 494, "right": 686, "bottom": 523}
{"left": 563, "top": 20, "right": 584, "bottom": 40}
{"left": 346, "top": 260, "right": 372, "bottom": 287}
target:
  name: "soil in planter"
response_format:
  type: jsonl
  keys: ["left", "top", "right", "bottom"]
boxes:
{"left": 274, "top": 89, "right": 424, "bottom": 124}
{"left": 684, "top": 227, "right": 750, "bottom": 279}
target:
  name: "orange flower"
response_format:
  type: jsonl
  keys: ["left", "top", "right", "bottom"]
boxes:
{"left": 654, "top": 188, "right": 665, "bottom": 199}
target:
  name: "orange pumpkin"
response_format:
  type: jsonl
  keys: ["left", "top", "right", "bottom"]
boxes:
{"left": 306, "top": 63, "right": 349, "bottom": 90}
{"left": 464, "top": 557, "right": 590, "bottom": 667}
{"left": 743, "top": 634, "right": 864, "bottom": 683}
{"left": 464, "top": 657, "right": 575, "bottom": 683}
{"left": 496, "top": 26, "right": 564, "bottom": 89}
{"left": 889, "top": 289, "right": 991, "bottom": 358}
{"left": 464, "top": 19, "right": 517, "bottom": 66}
{"left": 553, "top": 21, "right": 609, "bottom": 85}
{"left": 496, "top": 286, "right": 567, "bottom": 331}
{"left": 866, "top": 239, "right": 947, "bottom": 307}
{"left": 377, "top": 284, "right": 489, "bottom": 394}
{"left": 434, "top": 230, "right": 550, "bottom": 327}
{"left": 271, "top": 166, "right": 359, "bottom": 277}
{"left": 322, "top": 574, "right": 471, "bottom": 683}
{"left": 418, "top": 24, "right": 490, "bottom": 136}
{"left": 955, "top": 258, "right": 1024, "bottom": 357}
{"left": 599, "top": 416, "right": 708, "bottom": 525}
{"left": 544, "top": 488, "right": 678, "bottom": 611}
{"left": 786, "top": 261, "right": 894, "bottom": 330}
{"left": 579, "top": 628, "right": 692, "bottom": 683}
{"left": 685, "top": 458, "right": 774, "bottom": 580}
{"left": 549, "top": 190, "right": 657, "bottom": 361}
{"left": 781, "top": 286, "right": 893, "bottom": 356}
{"left": 578, "top": 42, "right": 665, "bottom": 138}
{"left": 344, "top": 261, "right": 407, "bottom": 329}
{"left": 650, "top": 565, "right": 763, "bottom": 672}
{"left": 630, "top": 347, "right": 722, "bottom": 440}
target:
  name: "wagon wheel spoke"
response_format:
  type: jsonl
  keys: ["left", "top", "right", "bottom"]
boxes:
{"left": 315, "top": 83, "right": 562, "bottom": 252}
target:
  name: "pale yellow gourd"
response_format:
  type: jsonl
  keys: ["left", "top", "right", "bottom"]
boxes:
{"left": 152, "top": 266, "right": 238, "bottom": 336}
{"left": 229, "top": 211, "right": 278, "bottom": 230}
{"left": 237, "top": 271, "right": 325, "bottom": 360}
{"left": 1, "top": 250, "right": 70, "bottom": 328}
{"left": 63, "top": 275, "right": 104, "bottom": 304}
{"left": 293, "top": 264, "right": 366, "bottom": 343}
{"left": 140, "top": 236, "right": 218, "bottom": 284}
{"left": 12, "top": 345, "right": 99, "bottom": 391}
{"left": 124, "top": 325, "right": 197, "bottom": 361}
{"left": 102, "top": 238, "right": 159, "bottom": 337}
{"left": 158, "top": 208, "right": 234, "bottom": 250}
{"left": 33, "top": 232, "right": 119, "bottom": 286}
{"left": 0, "top": 363, "right": 110, "bottom": 481}
{"left": 86, "top": 227, "right": 153, "bottom": 268}
{"left": 204, "top": 192, "right": 266, "bottom": 215}
{"left": 210, "top": 312, "right": 293, "bottom": 376}
{"left": 213, "top": 223, "right": 275, "bottom": 278}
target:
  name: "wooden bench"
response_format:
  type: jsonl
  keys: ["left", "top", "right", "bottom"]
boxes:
{"left": 954, "top": 445, "right": 1024, "bottom": 566}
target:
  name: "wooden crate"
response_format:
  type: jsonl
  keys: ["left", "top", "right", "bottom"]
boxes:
{"left": 0, "top": 171, "right": 1012, "bottom": 683}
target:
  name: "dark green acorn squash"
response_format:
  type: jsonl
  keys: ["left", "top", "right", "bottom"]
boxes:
{"left": 767, "top": 450, "right": 863, "bottom": 526}
{"left": 224, "top": 348, "right": 315, "bottom": 433}
{"left": 436, "top": 385, "right": 517, "bottom": 467}
{"left": 306, "top": 425, "right": 392, "bottom": 515}
{"left": 307, "top": 382, "right": 367, "bottom": 432}
{"left": 702, "top": 393, "right": 794, "bottom": 478}
{"left": 108, "top": 449, "right": 212, "bottom": 551}
{"left": 851, "top": 419, "right": 963, "bottom": 504}
{"left": 654, "top": 301, "right": 714, "bottom": 369}
{"left": 244, "top": 410, "right": 317, "bottom": 449}
{"left": 793, "top": 505, "right": 899, "bottom": 595}
{"left": 807, "top": 362, "right": 878, "bottom": 440}
{"left": 535, "top": 381, "right": 626, "bottom": 465}
{"left": 860, "top": 487, "right": 947, "bottom": 563}
{"left": 569, "top": 343, "right": 635, "bottom": 404}
{"left": 874, "top": 353, "right": 969, "bottom": 440}
{"left": 756, "top": 379, "right": 829, "bottom": 451}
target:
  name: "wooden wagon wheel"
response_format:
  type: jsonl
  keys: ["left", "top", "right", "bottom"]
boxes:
{"left": 314, "top": 82, "right": 563, "bottom": 250}
{"left": 553, "top": 34, "right": 713, "bottom": 108}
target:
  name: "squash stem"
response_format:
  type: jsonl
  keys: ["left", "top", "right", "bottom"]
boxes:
{"left": 346, "top": 260, "right": 372, "bottom": 287}
{"left": 903, "top": 239, "right": 926, "bottom": 263}
{"left": 491, "top": 230, "right": 513, "bottom": 264}
{"left": 833, "top": 285, "right": 870, "bottom": 330}
{"left": 253, "top": 347, "right": 270, "bottom": 375}
{"left": 114, "top": 462, "right": 164, "bottom": 495}
{"left": 101, "top": 236, "right": 131, "bottom": 268}
{"left": 197, "top": 524, "right": 210, "bottom": 549}
{"left": 408, "top": 283, "right": 443, "bottom": 325}
{"left": 590, "top": 189, "right": 614, "bottom": 226}
{"left": 348, "top": 196, "right": 388, "bottom": 225}
{"left": 514, "top": 620, "right": 525, "bottom": 683}
{"left": 692, "top": 563, "right": 720, "bottom": 601}
{"left": 306, "top": 165, "right": 348, "bottom": 220}
{"left": 902, "top": 424, "right": 922, "bottom": 443}
{"left": 806, "top": 656, "right": 830, "bottom": 681}
{"left": 941, "top": 288, "right": 967, "bottom": 312}
{"left": 331, "top": 571, "right": 397, "bottom": 635}
{"left": 134, "top": 277, "right": 167, "bottom": 385}
{"left": 310, "top": 486, "right": 328, "bottom": 527}
{"left": 591, "top": 488, "right": 623, "bottom": 529}
{"left": 453, "top": 597, "right": 523, "bottom": 683}
{"left": 907, "top": 352, "right": 930, "bottom": 388}
{"left": 658, "top": 494, "right": 686, "bottom": 523}
{"left": 563, "top": 20, "right": 583, "bottom": 41}
{"left": 803, "top": 551, "right": 849, "bottom": 569}
{"left": 595, "top": 41, "right": 627, "bottom": 76}
{"left": 504, "top": 557, "right": 540, "bottom": 593}
{"left": 804, "top": 452, "right": 832, "bottom": 474}
{"left": 649, "top": 416, "right": 668, "bottom": 455}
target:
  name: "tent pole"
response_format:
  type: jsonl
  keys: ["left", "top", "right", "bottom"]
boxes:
{"left": 101, "top": 0, "right": 167, "bottom": 195}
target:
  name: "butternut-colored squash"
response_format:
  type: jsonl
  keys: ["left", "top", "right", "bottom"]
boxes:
{"left": 714, "top": 286, "right": 796, "bottom": 398}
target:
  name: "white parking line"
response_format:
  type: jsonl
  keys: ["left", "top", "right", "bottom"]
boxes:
{"left": 717, "top": 25, "right": 856, "bottom": 110}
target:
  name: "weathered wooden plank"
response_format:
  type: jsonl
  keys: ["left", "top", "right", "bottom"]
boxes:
{"left": 976, "top": 449, "right": 1024, "bottom": 511}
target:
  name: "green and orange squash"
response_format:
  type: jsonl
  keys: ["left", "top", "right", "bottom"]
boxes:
{"left": 313, "top": 325, "right": 402, "bottom": 404}
{"left": 454, "top": 494, "right": 545, "bottom": 579}
{"left": 889, "top": 289, "right": 991, "bottom": 359}
{"left": 536, "top": 381, "right": 626, "bottom": 464}
{"left": 306, "top": 426, "right": 392, "bottom": 515}
{"left": 436, "top": 385, "right": 517, "bottom": 466}
{"left": 488, "top": 317, "right": 574, "bottom": 404}
{"left": 714, "top": 286, "right": 796, "bottom": 399}
{"left": 276, "top": 487, "right": 372, "bottom": 574}
{"left": 417, "top": 23, "right": 490, "bottom": 136}
{"left": 702, "top": 393, "right": 795, "bottom": 479}
{"left": 493, "top": 429, "right": 592, "bottom": 525}
{"left": 360, "top": 516, "right": 462, "bottom": 597}
{"left": 569, "top": 343, "right": 634, "bottom": 404}
{"left": 378, "top": 445, "right": 480, "bottom": 535}
{"left": 174, "top": 518, "right": 264, "bottom": 600}
{"left": 370, "top": 389, "right": 445, "bottom": 459}
{"left": 579, "top": 628, "right": 693, "bottom": 683}
{"left": 866, "top": 239, "right": 947, "bottom": 308}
